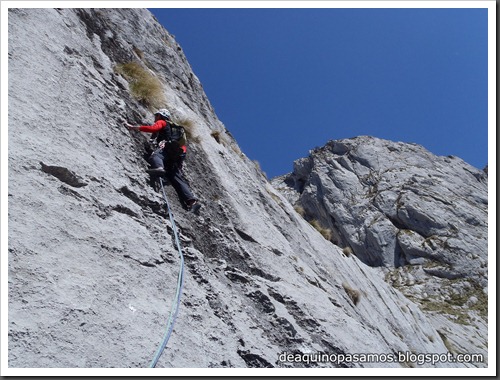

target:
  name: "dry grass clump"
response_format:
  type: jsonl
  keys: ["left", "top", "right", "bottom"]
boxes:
{"left": 294, "top": 205, "right": 306, "bottom": 217}
{"left": 309, "top": 219, "right": 333, "bottom": 241}
{"left": 173, "top": 116, "right": 199, "bottom": 143}
{"left": 342, "top": 246, "right": 353, "bottom": 257}
{"left": 115, "top": 61, "right": 165, "bottom": 109}
{"left": 211, "top": 131, "right": 221, "bottom": 143}
{"left": 342, "top": 282, "right": 361, "bottom": 306}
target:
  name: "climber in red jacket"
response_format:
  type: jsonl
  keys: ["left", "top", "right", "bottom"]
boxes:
{"left": 125, "top": 109, "right": 198, "bottom": 211}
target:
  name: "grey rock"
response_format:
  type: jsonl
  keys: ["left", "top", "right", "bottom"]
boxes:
{"left": 272, "top": 136, "right": 488, "bottom": 363}
{"left": 7, "top": 8, "right": 487, "bottom": 370}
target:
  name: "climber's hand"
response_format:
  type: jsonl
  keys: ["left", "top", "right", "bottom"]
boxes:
{"left": 125, "top": 122, "right": 139, "bottom": 131}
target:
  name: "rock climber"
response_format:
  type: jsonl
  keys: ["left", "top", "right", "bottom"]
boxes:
{"left": 125, "top": 109, "right": 199, "bottom": 211}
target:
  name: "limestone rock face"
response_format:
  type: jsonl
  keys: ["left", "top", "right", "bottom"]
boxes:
{"left": 273, "top": 137, "right": 488, "bottom": 270}
{"left": 8, "top": 9, "right": 487, "bottom": 369}
{"left": 272, "top": 136, "right": 488, "bottom": 361}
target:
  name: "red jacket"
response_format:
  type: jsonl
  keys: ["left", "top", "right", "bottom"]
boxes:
{"left": 139, "top": 120, "right": 167, "bottom": 133}
{"left": 140, "top": 120, "right": 187, "bottom": 153}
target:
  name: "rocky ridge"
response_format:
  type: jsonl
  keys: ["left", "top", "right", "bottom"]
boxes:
{"left": 7, "top": 8, "right": 488, "bottom": 369}
{"left": 272, "top": 136, "right": 488, "bottom": 362}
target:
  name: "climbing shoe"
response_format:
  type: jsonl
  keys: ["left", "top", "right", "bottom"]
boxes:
{"left": 186, "top": 199, "right": 201, "bottom": 213}
{"left": 147, "top": 167, "right": 166, "bottom": 176}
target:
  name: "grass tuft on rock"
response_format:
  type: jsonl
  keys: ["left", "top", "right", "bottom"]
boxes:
{"left": 115, "top": 61, "right": 165, "bottom": 109}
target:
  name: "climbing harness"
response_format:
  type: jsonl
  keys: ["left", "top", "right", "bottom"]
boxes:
{"left": 149, "top": 177, "right": 185, "bottom": 368}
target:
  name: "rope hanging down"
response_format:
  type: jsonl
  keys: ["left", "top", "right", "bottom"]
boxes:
{"left": 149, "top": 177, "right": 185, "bottom": 368}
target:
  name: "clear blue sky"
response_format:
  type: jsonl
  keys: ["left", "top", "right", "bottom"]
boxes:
{"left": 149, "top": 6, "right": 488, "bottom": 178}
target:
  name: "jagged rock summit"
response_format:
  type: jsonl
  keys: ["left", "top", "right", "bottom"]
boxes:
{"left": 7, "top": 8, "right": 488, "bottom": 370}
{"left": 272, "top": 135, "right": 488, "bottom": 364}
{"left": 272, "top": 136, "right": 488, "bottom": 271}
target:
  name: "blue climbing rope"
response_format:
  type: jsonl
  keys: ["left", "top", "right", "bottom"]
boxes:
{"left": 149, "top": 177, "right": 185, "bottom": 368}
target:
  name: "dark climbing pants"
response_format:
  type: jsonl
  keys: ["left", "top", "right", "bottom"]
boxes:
{"left": 149, "top": 148, "right": 196, "bottom": 205}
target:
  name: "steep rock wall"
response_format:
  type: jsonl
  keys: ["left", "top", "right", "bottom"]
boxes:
{"left": 272, "top": 136, "right": 488, "bottom": 362}
{"left": 7, "top": 8, "right": 486, "bottom": 368}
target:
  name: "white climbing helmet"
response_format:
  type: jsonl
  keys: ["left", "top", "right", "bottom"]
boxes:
{"left": 154, "top": 108, "right": 171, "bottom": 120}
